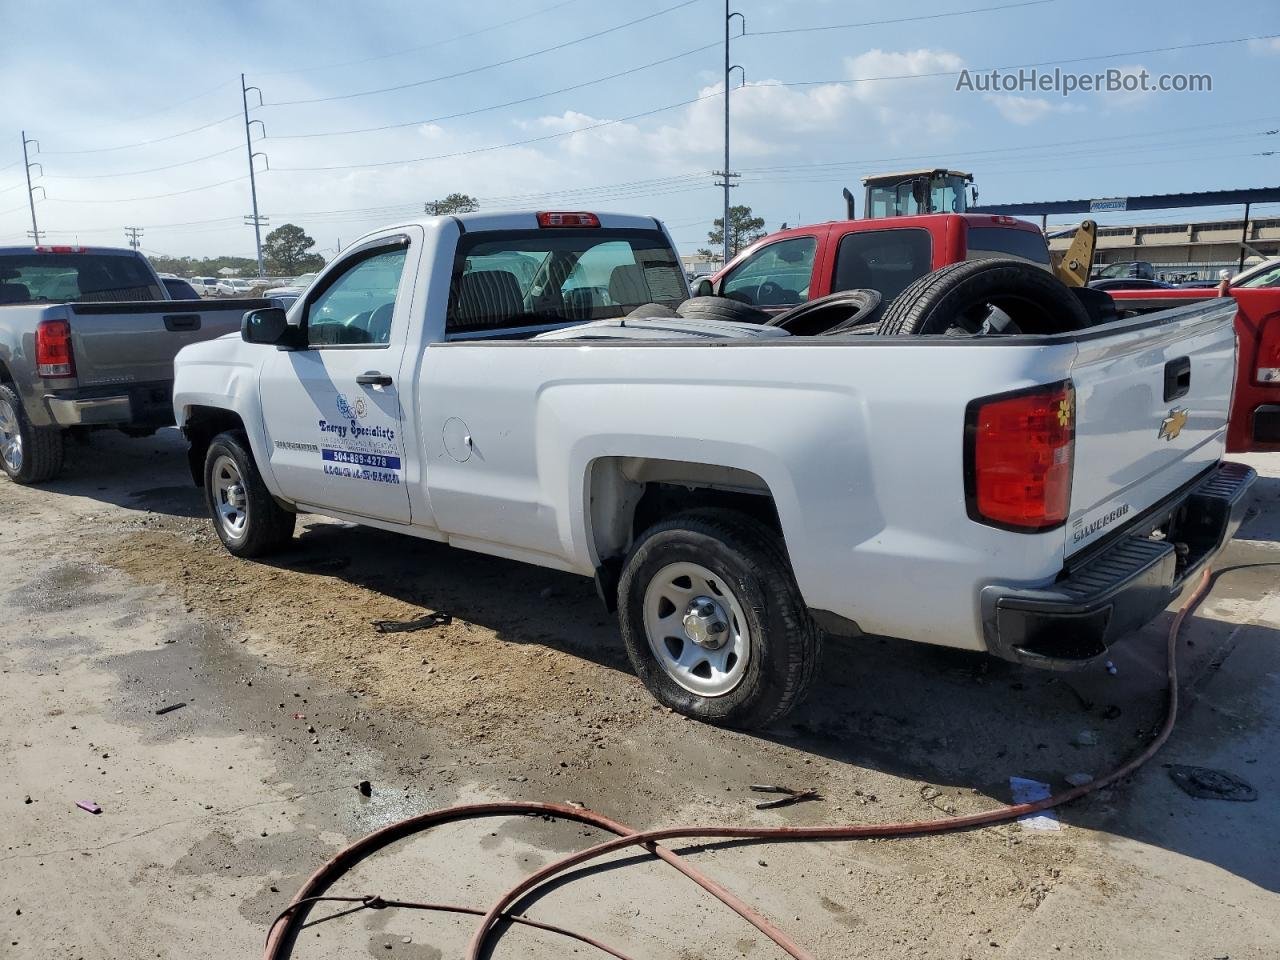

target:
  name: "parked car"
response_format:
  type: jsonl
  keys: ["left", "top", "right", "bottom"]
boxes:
{"left": 173, "top": 211, "right": 1253, "bottom": 728}
{"left": 694, "top": 213, "right": 1052, "bottom": 324}
{"left": 1092, "top": 260, "right": 1156, "bottom": 281}
{"left": 189, "top": 277, "right": 220, "bottom": 297}
{"left": 217, "top": 278, "right": 255, "bottom": 297}
{"left": 263, "top": 272, "right": 319, "bottom": 299}
{"left": 162, "top": 277, "right": 201, "bottom": 300}
{"left": 0, "top": 245, "right": 268, "bottom": 482}
{"left": 1088, "top": 278, "right": 1175, "bottom": 291}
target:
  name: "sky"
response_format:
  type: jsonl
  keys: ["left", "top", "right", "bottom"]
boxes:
{"left": 2, "top": 0, "right": 1279, "bottom": 262}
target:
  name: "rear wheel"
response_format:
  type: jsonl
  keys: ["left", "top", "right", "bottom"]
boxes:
{"left": 203, "top": 431, "right": 295, "bottom": 557}
{"left": 0, "top": 384, "right": 64, "bottom": 484}
{"left": 618, "top": 509, "right": 819, "bottom": 728}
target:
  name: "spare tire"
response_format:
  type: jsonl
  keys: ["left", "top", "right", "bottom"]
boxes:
{"left": 765, "top": 289, "right": 882, "bottom": 336}
{"left": 676, "top": 296, "right": 769, "bottom": 325}
{"left": 627, "top": 302, "right": 679, "bottom": 319}
{"left": 878, "top": 259, "right": 1091, "bottom": 336}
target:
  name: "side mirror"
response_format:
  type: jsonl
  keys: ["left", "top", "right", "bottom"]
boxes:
{"left": 693, "top": 277, "right": 714, "bottom": 298}
{"left": 241, "top": 307, "right": 299, "bottom": 348}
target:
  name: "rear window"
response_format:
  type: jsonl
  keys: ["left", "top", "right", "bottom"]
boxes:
{"left": 966, "top": 226, "right": 1050, "bottom": 266}
{"left": 0, "top": 253, "right": 163, "bottom": 304}
{"left": 447, "top": 228, "right": 685, "bottom": 334}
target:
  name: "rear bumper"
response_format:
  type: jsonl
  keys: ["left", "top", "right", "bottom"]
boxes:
{"left": 43, "top": 381, "right": 175, "bottom": 429}
{"left": 981, "top": 461, "right": 1256, "bottom": 670}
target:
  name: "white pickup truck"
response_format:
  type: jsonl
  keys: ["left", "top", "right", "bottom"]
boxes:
{"left": 173, "top": 211, "right": 1255, "bottom": 727}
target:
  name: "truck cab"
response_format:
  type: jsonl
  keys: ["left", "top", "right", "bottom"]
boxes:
{"left": 701, "top": 213, "right": 1049, "bottom": 319}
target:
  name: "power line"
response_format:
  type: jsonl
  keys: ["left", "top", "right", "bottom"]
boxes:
{"left": 43, "top": 145, "right": 242, "bottom": 180}
{"left": 767, "top": 33, "right": 1280, "bottom": 90}
{"left": 748, "top": 0, "right": 1054, "bottom": 37}
{"left": 46, "top": 175, "right": 247, "bottom": 204}
{"left": 256, "top": 0, "right": 584, "bottom": 77}
{"left": 124, "top": 226, "right": 143, "bottom": 250}
{"left": 266, "top": 41, "right": 721, "bottom": 140}
{"left": 265, "top": 0, "right": 702, "bottom": 107}
{"left": 272, "top": 91, "right": 721, "bottom": 173}
{"left": 39, "top": 111, "right": 243, "bottom": 157}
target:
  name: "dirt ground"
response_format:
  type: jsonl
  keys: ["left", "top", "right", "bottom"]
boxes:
{"left": 2, "top": 428, "right": 1278, "bottom": 959}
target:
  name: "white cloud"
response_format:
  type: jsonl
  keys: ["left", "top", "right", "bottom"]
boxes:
{"left": 1249, "top": 37, "right": 1280, "bottom": 55}
{"left": 984, "top": 94, "right": 1084, "bottom": 126}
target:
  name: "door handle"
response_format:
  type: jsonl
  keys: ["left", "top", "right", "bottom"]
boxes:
{"left": 356, "top": 372, "right": 393, "bottom": 387}
{"left": 1163, "top": 356, "right": 1191, "bottom": 402}
{"left": 164, "top": 314, "right": 201, "bottom": 332}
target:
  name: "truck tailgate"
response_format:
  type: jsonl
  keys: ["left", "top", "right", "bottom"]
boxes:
{"left": 1066, "top": 298, "right": 1237, "bottom": 556}
{"left": 66, "top": 299, "right": 265, "bottom": 387}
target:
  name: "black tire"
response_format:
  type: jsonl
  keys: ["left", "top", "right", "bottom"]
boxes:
{"left": 675, "top": 296, "right": 769, "bottom": 325}
{"left": 617, "top": 509, "right": 820, "bottom": 729}
{"left": 203, "top": 431, "right": 295, "bottom": 558}
{"left": 0, "top": 383, "right": 64, "bottom": 484}
{"left": 878, "top": 258, "right": 1091, "bottom": 336}
{"left": 627, "top": 302, "right": 679, "bottom": 319}
{"left": 766, "top": 288, "right": 883, "bottom": 336}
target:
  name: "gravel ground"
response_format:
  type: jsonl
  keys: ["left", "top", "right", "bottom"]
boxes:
{"left": 1, "top": 429, "right": 1277, "bottom": 959}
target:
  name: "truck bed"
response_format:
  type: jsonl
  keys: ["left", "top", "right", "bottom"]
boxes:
{"left": 1, "top": 299, "right": 266, "bottom": 430}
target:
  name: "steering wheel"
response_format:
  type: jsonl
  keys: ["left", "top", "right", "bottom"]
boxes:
{"left": 756, "top": 280, "right": 787, "bottom": 306}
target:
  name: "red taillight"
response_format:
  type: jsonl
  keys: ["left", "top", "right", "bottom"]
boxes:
{"left": 965, "top": 381, "right": 1075, "bottom": 531}
{"left": 36, "top": 319, "right": 75, "bottom": 378}
{"left": 1257, "top": 316, "right": 1280, "bottom": 384}
{"left": 34, "top": 245, "right": 87, "bottom": 254}
{"left": 536, "top": 211, "right": 600, "bottom": 228}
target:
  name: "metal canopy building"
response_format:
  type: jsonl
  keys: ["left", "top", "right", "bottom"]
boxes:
{"left": 970, "top": 186, "right": 1280, "bottom": 218}
{"left": 972, "top": 186, "right": 1280, "bottom": 277}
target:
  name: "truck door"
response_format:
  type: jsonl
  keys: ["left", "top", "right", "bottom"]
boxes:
{"left": 257, "top": 232, "right": 418, "bottom": 524}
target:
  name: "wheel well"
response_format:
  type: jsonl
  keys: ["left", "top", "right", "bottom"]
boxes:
{"left": 0, "top": 360, "right": 13, "bottom": 386}
{"left": 588, "top": 456, "right": 781, "bottom": 567}
{"left": 183, "top": 406, "right": 247, "bottom": 486}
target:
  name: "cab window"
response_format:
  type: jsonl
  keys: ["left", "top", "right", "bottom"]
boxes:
{"left": 720, "top": 236, "right": 816, "bottom": 307}
{"left": 831, "top": 228, "right": 932, "bottom": 303}
{"left": 966, "top": 226, "right": 1050, "bottom": 267}
{"left": 305, "top": 245, "right": 408, "bottom": 347}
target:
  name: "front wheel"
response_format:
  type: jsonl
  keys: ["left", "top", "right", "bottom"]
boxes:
{"left": 203, "top": 431, "right": 295, "bottom": 557}
{"left": 617, "top": 509, "right": 820, "bottom": 728}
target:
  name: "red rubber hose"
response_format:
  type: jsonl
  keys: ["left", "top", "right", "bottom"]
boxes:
{"left": 267, "top": 567, "right": 1211, "bottom": 960}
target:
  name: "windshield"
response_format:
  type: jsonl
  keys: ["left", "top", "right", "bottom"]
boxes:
{"left": 0, "top": 253, "right": 163, "bottom": 303}
{"left": 446, "top": 228, "right": 685, "bottom": 334}
{"left": 1234, "top": 260, "right": 1280, "bottom": 288}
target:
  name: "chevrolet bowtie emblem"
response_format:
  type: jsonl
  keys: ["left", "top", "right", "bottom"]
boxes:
{"left": 1159, "top": 407, "right": 1189, "bottom": 441}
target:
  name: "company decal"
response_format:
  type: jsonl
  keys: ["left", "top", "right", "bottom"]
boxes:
{"left": 1072, "top": 502, "right": 1131, "bottom": 544}
{"left": 318, "top": 393, "right": 403, "bottom": 485}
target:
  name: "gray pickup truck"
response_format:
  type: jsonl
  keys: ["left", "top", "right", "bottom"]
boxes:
{"left": 0, "top": 245, "right": 265, "bottom": 483}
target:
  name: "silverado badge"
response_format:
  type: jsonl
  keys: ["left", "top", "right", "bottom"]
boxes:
{"left": 1159, "top": 407, "right": 1189, "bottom": 441}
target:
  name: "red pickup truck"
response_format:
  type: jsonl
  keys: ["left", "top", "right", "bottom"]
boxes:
{"left": 696, "top": 213, "right": 1051, "bottom": 321}
{"left": 1109, "top": 265, "right": 1280, "bottom": 453}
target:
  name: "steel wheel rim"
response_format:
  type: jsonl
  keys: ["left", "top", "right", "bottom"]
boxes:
{"left": 0, "top": 397, "right": 22, "bottom": 474}
{"left": 642, "top": 561, "right": 751, "bottom": 697}
{"left": 211, "top": 454, "right": 249, "bottom": 540}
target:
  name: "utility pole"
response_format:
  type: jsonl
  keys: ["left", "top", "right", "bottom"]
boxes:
{"left": 124, "top": 226, "right": 143, "bottom": 251}
{"left": 712, "top": 2, "right": 744, "bottom": 266}
{"left": 240, "top": 73, "right": 269, "bottom": 277}
{"left": 21, "top": 131, "right": 41, "bottom": 246}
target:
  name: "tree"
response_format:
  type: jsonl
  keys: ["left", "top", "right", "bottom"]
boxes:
{"left": 702, "top": 205, "right": 766, "bottom": 260}
{"left": 424, "top": 192, "right": 479, "bottom": 215}
{"left": 263, "top": 224, "right": 325, "bottom": 275}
